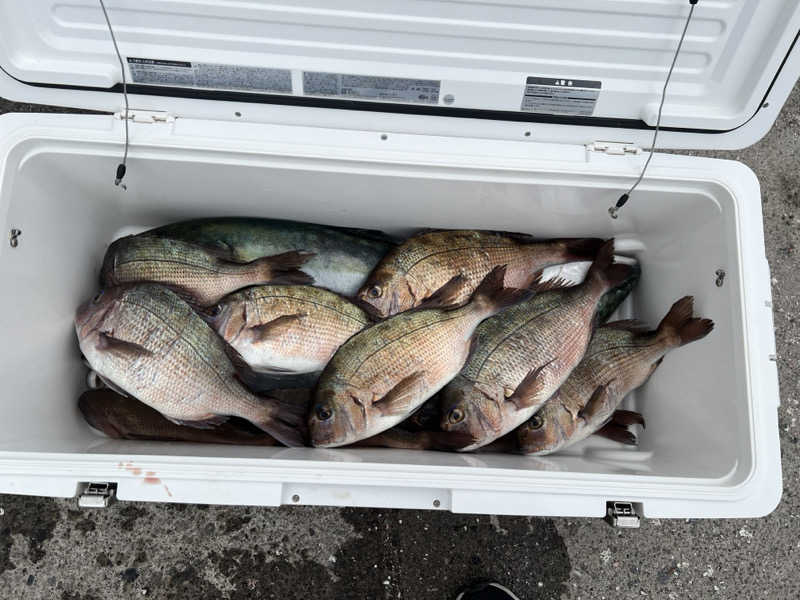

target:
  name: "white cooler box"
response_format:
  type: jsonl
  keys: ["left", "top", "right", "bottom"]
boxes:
{"left": 0, "top": 1, "right": 793, "bottom": 518}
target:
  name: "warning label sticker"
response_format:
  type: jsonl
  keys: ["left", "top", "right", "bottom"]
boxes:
{"left": 126, "top": 57, "right": 292, "bottom": 94}
{"left": 521, "top": 77, "right": 601, "bottom": 116}
{"left": 303, "top": 72, "right": 440, "bottom": 104}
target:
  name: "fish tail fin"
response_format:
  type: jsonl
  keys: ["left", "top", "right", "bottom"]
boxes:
{"left": 253, "top": 250, "right": 315, "bottom": 285}
{"left": 585, "top": 239, "right": 634, "bottom": 293}
{"left": 249, "top": 394, "right": 308, "bottom": 447}
{"left": 549, "top": 237, "right": 606, "bottom": 261}
{"left": 657, "top": 296, "right": 715, "bottom": 347}
{"left": 470, "top": 266, "right": 531, "bottom": 315}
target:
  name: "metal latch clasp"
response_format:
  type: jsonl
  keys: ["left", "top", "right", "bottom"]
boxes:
{"left": 605, "top": 501, "right": 641, "bottom": 528}
{"left": 587, "top": 141, "right": 642, "bottom": 156}
{"left": 78, "top": 482, "right": 117, "bottom": 508}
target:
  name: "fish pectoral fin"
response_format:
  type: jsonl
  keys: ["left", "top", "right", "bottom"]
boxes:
{"left": 577, "top": 383, "right": 612, "bottom": 422}
{"left": 248, "top": 314, "right": 307, "bottom": 342}
{"left": 415, "top": 275, "right": 469, "bottom": 310}
{"left": 97, "top": 374, "right": 131, "bottom": 398}
{"left": 97, "top": 332, "right": 153, "bottom": 359}
{"left": 373, "top": 371, "right": 428, "bottom": 417}
{"left": 507, "top": 360, "right": 555, "bottom": 410}
{"left": 595, "top": 422, "right": 638, "bottom": 446}
{"left": 611, "top": 409, "right": 646, "bottom": 429}
{"left": 165, "top": 414, "right": 230, "bottom": 430}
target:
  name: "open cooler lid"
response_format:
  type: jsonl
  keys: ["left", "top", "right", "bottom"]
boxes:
{"left": 0, "top": 1, "right": 799, "bottom": 149}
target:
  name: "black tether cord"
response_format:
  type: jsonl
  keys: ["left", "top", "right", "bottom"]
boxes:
{"left": 99, "top": 0, "right": 129, "bottom": 189}
{"left": 610, "top": 0, "right": 698, "bottom": 219}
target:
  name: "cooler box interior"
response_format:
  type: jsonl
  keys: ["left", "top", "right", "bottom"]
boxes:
{"left": 0, "top": 112, "right": 781, "bottom": 517}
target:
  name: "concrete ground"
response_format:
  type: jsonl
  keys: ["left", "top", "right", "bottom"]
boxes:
{"left": 0, "top": 84, "right": 798, "bottom": 600}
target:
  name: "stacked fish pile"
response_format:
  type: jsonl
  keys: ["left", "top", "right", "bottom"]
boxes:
{"left": 76, "top": 218, "right": 713, "bottom": 455}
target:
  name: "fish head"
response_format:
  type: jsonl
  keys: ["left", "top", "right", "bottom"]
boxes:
{"left": 74, "top": 287, "right": 125, "bottom": 341}
{"left": 308, "top": 382, "right": 365, "bottom": 448}
{"left": 439, "top": 376, "right": 504, "bottom": 442}
{"left": 201, "top": 298, "right": 242, "bottom": 342}
{"left": 74, "top": 285, "right": 154, "bottom": 380}
{"left": 356, "top": 266, "right": 415, "bottom": 318}
{"left": 516, "top": 400, "right": 572, "bottom": 455}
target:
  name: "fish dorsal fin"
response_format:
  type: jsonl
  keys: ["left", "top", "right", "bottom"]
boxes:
{"left": 248, "top": 314, "right": 307, "bottom": 342}
{"left": 373, "top": 371, "right": 428, "bottom": 416}
{"left": 528, "top": 274, "right": 574, "bottom": 294}
{"left": 165, "top": 414, "right": 230, "bottom": 430}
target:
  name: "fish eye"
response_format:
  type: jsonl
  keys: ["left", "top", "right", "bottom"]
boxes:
{"left": 92, "top": 290, "right": 105, "bottom": 304}
{"left": 448, "top": 407, "right": 465, "bottom": 424}
{"left": 315, "top": 404, "right": 333, "bottom": 421}
{"left": 209, "top": 304, "right": 222, "bottom": 317}
{"left": 367, "top": 285, "right": 382, "bottom": 299}
{"left": 527, "top": 415, "right": 544, "bottom": 430}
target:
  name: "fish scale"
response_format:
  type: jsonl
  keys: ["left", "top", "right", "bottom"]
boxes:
{"left": 311, "top": 266, "right": 526, "bottom": 447}
{"left": 518, "top": 297, "right": 714, "bottom": 455}
{"left": 357, "top": 230, "right": 604, "bottom": 317}
{"left": 439, "top": 239, "right": 631, "bottom": 451}
{"left": 211, "top": 285, "right": 370, "bottom": 374}
{"left": 76, "top": 284, "right": 305, "bottom": 446}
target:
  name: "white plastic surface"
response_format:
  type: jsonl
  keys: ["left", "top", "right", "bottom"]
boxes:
{"left": 0, "top": 112, "right": 781, "bottom": 517}
{"left": 0, "top": 1, "right": 799, "bottom": 149}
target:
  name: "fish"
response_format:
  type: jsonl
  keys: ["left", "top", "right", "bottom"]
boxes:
{"left": 145, "top": 217, "right": 396, "bottom": 297}
{"left": 517, "top": 296, "right": 714, "bottom": 455}
{"left": 79, "top": 388, "right": 280, "bottom": 445}
{"left": 439, "top": 239, "right": 634, "bottom": 451}
{"left": 596, "top": 260, "right": 641, "bottom": 324}
{"left": 353, "top": 428, "right": 476, "bottom": 452}
{"left": 204, "top": 285, "right": 370, "bottom": 375}
{"left": 397, "top": 396, "right": 442, "bottom": 432}
{"left": 100, "top": 235, "right": 314, "bottom": 306}
{"left": 309, "top": 266, "right": 528, "bottom": 448}
{"left": 75, "top": 284, "right": 306, "bottom": 446}
{"left": 356, "top": 229, "right": 604, "bottom": 318}
{"left": 479, "top": 409, "right": 643, "bottom": 453}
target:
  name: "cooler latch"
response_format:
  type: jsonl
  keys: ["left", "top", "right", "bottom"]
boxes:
{"left": 605, "top": 501, "right": 641, "bottom": 528}
{"left": 586, "top": 141, "right": 642, "bottom": 156}
{"left": 113, "top": 110, "right": 175, "bottom": 124}
{"left": 77, "top": 482, "right": 117, "bottom": 508}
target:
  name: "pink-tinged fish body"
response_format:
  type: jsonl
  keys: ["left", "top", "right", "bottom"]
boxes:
{"left": 440, "top": 240, "right": 635, "bottom": 451}
{"left": 310, "top": 267, "right": 529, "bottom": 448}
{"left": 518, "top": 296, "right": 713, "bottom": 455}
{"left": 357, "top": 230, "right": 604, "bottom": 317}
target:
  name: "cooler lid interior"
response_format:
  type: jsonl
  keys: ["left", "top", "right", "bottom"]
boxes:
{"left": 0, "top": 1, "right": 798, "bottom": 148}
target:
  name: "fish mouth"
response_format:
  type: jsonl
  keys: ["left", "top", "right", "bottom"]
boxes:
{"left": 352, "top": 296, "right": 386, "bottom": 321}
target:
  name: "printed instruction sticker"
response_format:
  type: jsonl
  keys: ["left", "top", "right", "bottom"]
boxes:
{"left": 303, "top": 72, "right": 440, "bottom": 104}
{"left": 127, "top": 57, "right": 292, "bottom": 94}
{"left": 521, "top": 77, "right": 600, "bottom": 116}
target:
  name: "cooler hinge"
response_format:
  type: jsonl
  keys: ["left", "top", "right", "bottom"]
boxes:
{"left": 77, "top": 482, "right": 117, "bottom": 508}
{"left": 113, "top": 110, "right": 175, "bottom": 124}
{"left": 586, "top": 141, "right": 642, "bottom": 156}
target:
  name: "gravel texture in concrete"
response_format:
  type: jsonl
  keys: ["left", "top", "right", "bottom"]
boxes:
{"left": 0, "top": 83, "right": 798, "bottom": 600}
